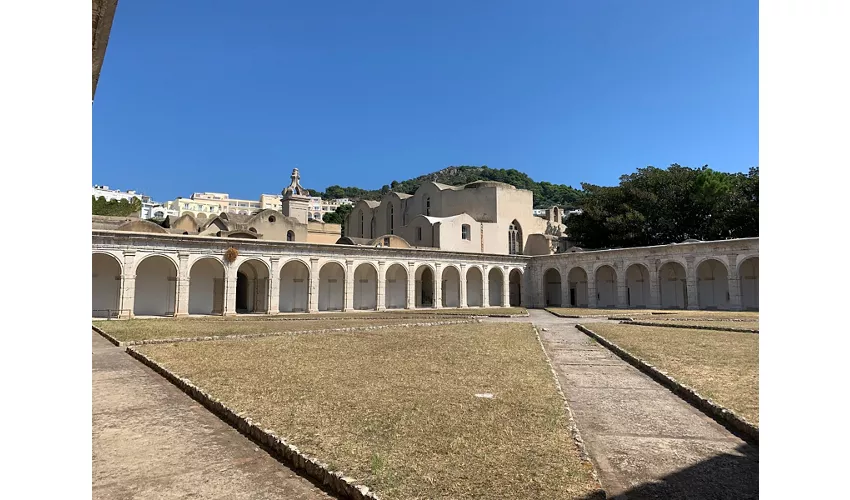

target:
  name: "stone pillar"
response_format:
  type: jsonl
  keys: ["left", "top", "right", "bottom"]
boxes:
{"left": 502, "top": 266, "right": 510, "bottom": 308}
{"left": 560, "top": 263, "right": 571, "bottom": 308}
{"left": 224, "top": 262, "right": 238, "bottom": 316}
{"left": 344, "top": 260, "right": 355, "bottom": 311}
{"left": 459, "top": 264, "right": 468, "bottom": 308}
{"left": 616, "top": 261, "right": 628, "bottom": 308}
{"left": 685, "top": 256, "right": 699, "bottom": 310}
{"left": 726, "top": 253, "right": 742, "bottom": 311}
{"left": 308, "top": 258, "right": 320, "bottom": 312}
{"left": 119, "top": 250, "right": 136, "bottom": 318}
{"left": 268, "top": 257, "right": 280, "bottom": 314}
{"left": 434, "top": 263, "right": 442, "bottom": 308}
{"left": 175, "top": 252, "right": 191, "bottom": 317}
{"left": 377, "top": 261, "right": 386, "bottom": 311}
{"left": 406, "top": 261, "right": 416, "bottom": 309}
{"left": 481, "top": 265, "right": 489, "bottom": 307}
{"left": 648, "top": 262, "right": 661, "bottom": 309}
{"left": 587, "top": 267, "right": 598, "bottom": 308}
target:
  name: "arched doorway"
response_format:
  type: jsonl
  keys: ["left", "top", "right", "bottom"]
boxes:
{"left": 509, "top": 269, "right": 522, "bottom": 307}
{"left": 567, "top": 267, "right": 588, "bottom": 307}
{"left": 466, "top": 267, "right": 483, "bottom": 307}
{"left": 189, "top": 258, "right": 225, "bottom": 315}
{"left": 236, "top": 259, "right": 270, "bottom": 314}
{"left": 508, "top": 220, "right": 523, "bottom": 255}
{"left": 319, "top": 262, "right": 345, "bottom": 311}
{"left": 279, "top": 260, "right": 309, "bottom": 312}
{"left": 595, "top": 266, "right": 617, "bottom": 307}
{"left": 354, "top": 263, "right": 378, "bottom": 310}
{"left": 659, "top": 261, "right": 687, "bottom": 309}
{"left": 544, "top": 268, "right": 562, "bottom": 307}
{"left": 697, "top": 259, "right": 729, "bottom": 310}
{"left": 442, "top": 266, "right": 461, "bottom": 307}
{"left": 488, "top": 267, "right": 504, "bottom": 306}
{"left": 626, "top": 264, "right": 650, "bottom": 308}
{"left": 92, "top": 253, "right": 121, "bottom": 318}
{"left": 134, "top": 255, "right": 177, "bottom": 316}
{"left": 739, "top": 257, "right": 759, "bottom": 311}
{"left": 415, "top": 265, "right": 434, "bottom": 307}
{"left": 385, "top": 264, "right": 408, "bottom": 309}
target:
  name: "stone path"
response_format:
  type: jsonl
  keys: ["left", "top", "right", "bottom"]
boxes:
{"left": 92, "top": 330, "right": 334, "bottom": 500}
{"left": 483, "top": 310, "right": 758, "bottom": 499}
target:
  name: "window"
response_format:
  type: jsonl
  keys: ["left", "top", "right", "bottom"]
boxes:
{"left": 461, "top": 224, "right": 470, "bottom": 240}
{"left": 286, "top": 230, "right": 295, "bottom": 241}
{"left": 508, "top": 220, "right": 522, "bottom": 255}
{"left": 425, "top": 197, "right": 431, "bottom": 216}
{"left": 383, "top": 237, "right": 390, "bottom": 246}
{"left": 417, "top": 227, "right": 422, "bottom": 241}
{"left": 388, "top": 205, "right": 394, "bottom": 234}
{"left": 370, "top": 218, "right": 375, "bottom": 238}
{"left": 359, "top": 212, "right": 364, "bottom": 235}
{"left": 268, "top": 215, "right": 276, "bottom": 223}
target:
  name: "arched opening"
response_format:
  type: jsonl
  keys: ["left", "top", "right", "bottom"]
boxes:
{"left": 697, "top": 259, "right": 730, "bottom": 310}
{"left": 626, "top": 264, "right": 650, "bottom": 308}
{"left": 286, "top": 230, "right": 295, "bottom": 242}
{"left": 567, "top": 267, "right": 588, "bottom": 307}
{"left": 134, "top": 255, "right": 177, "bottom": 316}
{"left": 92, "top": 253, "right": 121, "bottom": 318}
{"left": 359, "top": 211, "right": 364, "bottom": 236}
{"left": 595, "top": 266, "right": 617, "bottom": 308}
{"left": 488, "top": 267, "right": 504, "bottom": 306}
{"left": 659, "top": 261, "right": 687, "bottom": 309}
{"left": 388, "top": 204, "right": 394, "bottom": 234}
{"left": 385, "top": 264, "right": 408, "bottom": 309}
{"left": 442, "top": 266, "right": 461, "bottom": 307}
{"left": 508, "top": 220, "right": 523, "bottom": 255}
{"left": 739, "top": 257, "right": 759, "bottom": 311}
{"left": 415, "top": 265, "right": 434, "bottom": 307}
{"left": 354, "top": 263, "right": 378, "bottom": 310}
{"left": 509, "top": 269, "right": 522, "bottom": 306}
{"left": 370, "top": 217, "right": 376, "bottom": 239}
{"left": 279, "top": 260, "right": 309, "bottom": 312}
{"left": 424, "top": 196, "right": 431, "bottom": 216}
{"left": 544, "top": 268, "right": 562, "bottom": 307}
{"left": 189, "top": 258, "right": 225, "bottom": 315}
{"left": 236, "top": 259, "right": 270, "bottom": 314}
{"left": 466, "top": 267, "right": 483, "bottom": 307}
{"left": 319, "top": 262, "right": 345, "bottom": 311}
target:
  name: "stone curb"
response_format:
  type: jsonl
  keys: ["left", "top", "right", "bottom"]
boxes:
{"left": 575, "top": 324, "right": 759, "bottom": 444}
{"left": 91, "top": 324, "right": 121, "bottom": 346}
{"left": 101, "top": 320, "right": 479, "bottom": 347}
{"left": 531, "top": 326, "right": 606, "bottom": 498}
{"left": 125, "top": 347, "right": 381, "bottom": 500}
{"left": 621, "top": 320, "right": 759, "bottom": 334}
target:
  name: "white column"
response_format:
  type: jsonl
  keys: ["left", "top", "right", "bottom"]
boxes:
{"left": 406, "top": 261, "right": 416, "bottom": 309}
{"left": 377, "top": 260, "right": 386, "bottom": 311}
{"left": 726, "top": 253, "right": 742, "bottom": 311}
{"left": 503, "top": 266, "right": 511, "bottom": 307}
{"left": 587, "top": 268, "right": 598, "bottom": 308}
{"left": 268, "top": 257, "right": 280, "bottom": 314}
{"left": 308, "top": 257, "right": 320, "bottom": 312}
{"left": 648, "top": 263, "right": 661, "bottom": 309}
{"left": 175, "top": 252, "right": 191, "bottom": 317}
{"left": 685, "top": 256, "right": 699, "bottom": 310}
{"left": 616, "top": 261, "right": 628, "bottom": 308}
{"left": 481, "top": 264, "right": 489, "bottom": 307}
{"left": 120, "top": 250, "right": 136, "bottom": 318}
{"left": 560, "top": 263, "right": 571, "bottom": 307}
{"left": 459, "top": 264, "right": 467, "bottom": 308}
{"left": 224, "top": 262, "right": 238, "bottom": 316}
{"left": 344, "top": 259, "right": 354, "bottom": 311}
{"left": 434, "top": 263, "right": 442, "bottom": 308}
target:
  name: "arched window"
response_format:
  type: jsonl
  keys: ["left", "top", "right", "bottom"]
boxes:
{"left": 286, "top": 230, "right": 295, "bottom": 241}
{"left": 461, "top": 224, "right": 471, "bottom": 240}
{"left": 508, "top": 220, "right": 522, "bottom": 255}
{"left": 424, "top": 196, "right": 431, "bottom": 216}
{"left": 370, "top": 217, "right": 376, "bottom": 238}
{"left": 359, "top": 212, "right": 364, "bottom": 236}
{"left": 389, "top": 204, "right": 394, "bottom": 234}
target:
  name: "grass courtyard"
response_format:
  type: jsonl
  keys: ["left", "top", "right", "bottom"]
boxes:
{"left": 134, "top": 323, "right": 601, "bottom": 499}
{"left": 546, "top": 307, "right": 673, "bottom": 317}
{"left": 584, "top": 323, "right": 759, "bottom": 425}
{"left": 632, "top": 319, "right": 760, "bottom": 330}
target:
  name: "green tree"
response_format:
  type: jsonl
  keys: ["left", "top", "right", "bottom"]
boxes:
{"left": 322, "top": 203, "right": 354, "bottom": 234}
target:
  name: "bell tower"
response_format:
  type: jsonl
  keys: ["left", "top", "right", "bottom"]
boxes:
{"left": 280, "top": 168, "right": 311, "bottom": 224}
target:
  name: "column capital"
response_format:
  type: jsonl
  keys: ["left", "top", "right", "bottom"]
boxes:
{"left": 123, "top": 250, "right": 136, "bottom": 257}
{"left": 178, "top": 251, "right": 190, "bottom": 258}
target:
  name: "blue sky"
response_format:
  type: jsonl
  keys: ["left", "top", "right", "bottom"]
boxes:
{"left": 92, "top": 0, "right": 758, "bottom": 202}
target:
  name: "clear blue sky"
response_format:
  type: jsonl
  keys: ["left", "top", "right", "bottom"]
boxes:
{"left": 93, "top": 0, "right": 758, "bottom": 202}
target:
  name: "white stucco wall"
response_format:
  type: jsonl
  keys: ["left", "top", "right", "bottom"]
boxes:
{"left": 319, "top": 262, "right": 345, "bottom": 311}
{"left": 134, "top": 256, "right": 177, "bottom": 316}
{"left": 189, "top": 258, "right": 224, "bottom": 314}
{"left": 280, "top": 260, "right": 309, "bottom": 312}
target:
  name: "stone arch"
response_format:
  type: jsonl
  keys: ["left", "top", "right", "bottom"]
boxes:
{"left": 441, "top": 265, "right": 461, "bottom": 307}
{"left": 697, "top": 258, "right": 730, "bottom": 310}
{"left": 280, "top": 259, "right": 309, "bottom": 312}
{"left": 189, "top": 257, "right": 225, "bottom": 315}
{"left": 92, "top": 252, "right": 122, "bottom": 318}
{"left": 658, "top": 261, "right": 687, "bottom": 309}
{"left": 354, "top": 263, "right": 378, "bottom": 310}
{"left": 466, "top": 266, "right": 483, "bottom": 307}
{"left": 595, "top": 265, "right": 617, "bottom": 307}
{"left": 509, "top": 268, "right": 523, "bottom": 307}
{"left": 385, "top": 263, "right": 408, "bottom": 309}
{"left": 739, "top": 257, "right": 759, "bottom": 311}
{"left": 415, "top": 264, "right": 435, "bottom": 308}
{"left": 134, "top": 254, "right": 177, "bottom": 316}
{"left": 319, "top": 261, "right": 345, "bottom": 311}
{"left": 625, "top": 263, "right": 650, "bottom": 308}
{"left": 544, "top": 268, "right": 562, "bottom": 307}
{"left": 236, "top": 259, "right": 270, "bottom": 313}
{"left": 488, "top": 267, "right": 504, "bottom": 306}
{"left": 567, "top": 267, "right": 589, "bottom": 307}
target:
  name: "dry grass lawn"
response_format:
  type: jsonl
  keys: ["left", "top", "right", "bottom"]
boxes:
{"left": 586, "top": 323, "right": 759, "bottom": 425}
{"left": 661, "top": 310, "right": 760, "bottom": 321}
{"left": 136, "top": 323, "right": 601, "bottom": 500}
{"left": 93, "top": 317, "right": 447, "bottom": 343}
{"left": 546, "top": 307, "right": 671, "bottom": 317}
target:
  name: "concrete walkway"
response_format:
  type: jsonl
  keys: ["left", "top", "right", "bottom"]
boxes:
{"left": 92, "top": 330, "right": 334, "bottom": 500}
{"left": 484, "top": 310, "right": 758, "bottom": 499}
